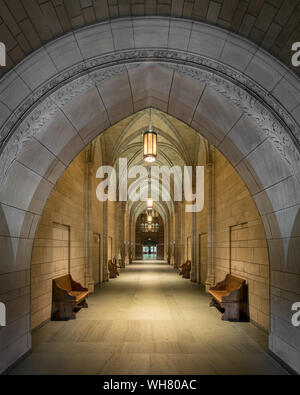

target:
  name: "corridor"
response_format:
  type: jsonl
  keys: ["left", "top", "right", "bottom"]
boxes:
{"left": 11, "top": 263, "right": 287, "bottom": 375}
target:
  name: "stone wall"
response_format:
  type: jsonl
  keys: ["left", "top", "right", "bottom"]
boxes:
{"left": 31, "top": 150, "right": 87, "bottom": 329}
{"left": 185, "top": 212, "right": 193, "bottom": 261}
{"left": 214, "top": 150, "right": 269, "bottom": 330}
{"left": 195, "top": 151, "right": 270, "bottom": 331}
{"left": 90, "top": 141, "right": 104, "bottom": 285}
{"left": 107, "top": 200, "right": 116, "bottom": 260}
{"left": 30, "top": 140, "right": 124, "bottom": 330}
{"left": 195, "top": 164, "right": 209, "bottom": 285}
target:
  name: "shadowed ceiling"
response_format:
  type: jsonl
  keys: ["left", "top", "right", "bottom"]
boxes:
{"left": 0, "top": 0, "right": 299, "bottom": 78}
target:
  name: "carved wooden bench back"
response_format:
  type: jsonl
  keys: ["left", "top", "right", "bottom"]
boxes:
{"left": 224, "top": 274, "right": 245, "bottom": 292}
{"left": 54, "top": 274, "right": 72, "bottom": 291}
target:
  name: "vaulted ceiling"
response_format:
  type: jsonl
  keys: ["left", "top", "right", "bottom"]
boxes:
{"left": 97, "top": 108, "right": 209, "bottom": 222}
{"left": 0, "top": 0, "right": 299, "bottom": 79}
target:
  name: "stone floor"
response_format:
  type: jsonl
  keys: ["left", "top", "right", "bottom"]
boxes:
{"left": 11, "top": 262, "right": 288, "bottom": 375}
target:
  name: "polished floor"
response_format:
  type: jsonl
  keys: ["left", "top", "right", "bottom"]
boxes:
{"left": 11, "top": 262, "right": 288, "bottom": 375}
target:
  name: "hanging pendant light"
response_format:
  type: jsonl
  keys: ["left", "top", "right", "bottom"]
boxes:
{"left": 147, "top": 197, "right": 153, "bottom": 209}
{"left": 143, "top": 108, "right": 157, "bottom": 163}
{"left": 147, "top": 215, "right": 153, "bottom": 223}
{"left": 146, "top": 197, "right": 153, "bottom": 216}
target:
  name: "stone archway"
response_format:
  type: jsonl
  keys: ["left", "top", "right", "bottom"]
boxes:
{"left": 0, "top": 18, "right": 299, "bottom": 374}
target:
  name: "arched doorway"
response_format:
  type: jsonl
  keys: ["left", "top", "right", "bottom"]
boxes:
{"left": 135, "top": 211, "right": 164, "bottom": 261}
{"left": 0, "top": 18, "right": 299, "bottom": 374}
{"left": 142, "top": 238, "right": 157, "bottom": 260}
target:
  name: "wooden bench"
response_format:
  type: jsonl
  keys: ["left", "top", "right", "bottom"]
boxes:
{"left": 114, "top": 259, "right": 120, "bottom": 275}
{"left": 52, "top": 274, "right": 88, "bottom": 320}
{"left": 208, "top": 274, "right": 246, "bottom": 321}
{"left": 108, "top": 260, "right": 119, "bottom": 278}
{"left": 178, "top": 262, "right": 184, "bottom": 275}
{"left": 178, "top": 260, "right": 191, "bottom": 279}
{"left": 182, "top": 260, "right": 191, "bottom": 279}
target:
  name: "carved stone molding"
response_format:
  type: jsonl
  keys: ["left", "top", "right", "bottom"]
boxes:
{"left": 0, "top": 48, "right": 299, "bottom": 187}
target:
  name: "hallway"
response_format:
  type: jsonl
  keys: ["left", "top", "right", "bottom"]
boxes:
{"left": 11, "top": 263, "right": 287, "bottom": 375}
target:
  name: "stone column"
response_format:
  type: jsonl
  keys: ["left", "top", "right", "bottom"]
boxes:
{"left": 131, "top": 220, "right": 136, "bottom": 260}
{"left": 205, "top": 148, "right": 216, "bottom": 292}
{"left": 170, "top": 213, "right": 175, "bottom": 266}
{"left": 124, "top": 211, "right": 130, "bottom": 265}
{"left": 129, "top": 216, "right": 133, "bottom": 263}
{"left": 102, "top": 200, "right": 109, "bottom": 281}
{"left": 84, "top": 144, "right": 95, "bottom": 293}
{"left": 164, "top": 219, "right": 169, "bottom": 261}
{"left": 190, "top": 211, "right": 197, "bottom": 282}
{"left": 174, "top": 202, "right": 185, "bottom": 269}
{"left": 120, "top": 202, "right": 126, "bottom": 268}
{"left": 174, "top": 203, "right": 179, "bottom": 268}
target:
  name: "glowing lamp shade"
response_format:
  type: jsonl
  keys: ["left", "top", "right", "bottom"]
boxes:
{"left": 143, "top": 130, "right": 157, "bottom": 163}
{"left": 147, "top": 215, "right": 152, "bottom": 223}
{"left": 147, "top": 198, "right": 153, "bottom": 209}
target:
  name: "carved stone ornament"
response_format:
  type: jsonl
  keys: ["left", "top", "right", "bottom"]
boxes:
{"left": 0, "top": 48, "right": 299, "bottom": 187}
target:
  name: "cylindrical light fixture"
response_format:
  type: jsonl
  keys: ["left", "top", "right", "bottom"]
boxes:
{"left": 147, "top": 197, "right": 153, "bottom": 216}
{"left": 147, "top": 215, "right": 152, "bottom": 223}
{"left": 147, "top": 197, "right": 153, "bottom": 209}
{"left": 143, "top": 130, "right": 157, "bottom": 162}
{"left": 143, "top": 109, "right": 157, "bottom": 163}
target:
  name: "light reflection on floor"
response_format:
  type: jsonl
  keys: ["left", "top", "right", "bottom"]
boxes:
{"left": 10, "top": 262, "right": 288, "bottom": 375}
{"left": 142, "top": 254, "right": 157, "bottom": 260}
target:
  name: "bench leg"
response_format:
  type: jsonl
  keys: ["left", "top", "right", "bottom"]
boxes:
{"left": 55, "top": 302, "right": 76, "bottom": 320}
{"left": 182, "top": 271, "right": 190, "bottom": 279}
{"left": 209, "top": 298, "right": 218, "bottom": 307}
{"left": 221, "top": 303, "right": 240, "bottom": 321}
{"left": 79, "top": 299, "right": 88, "bottom": 308}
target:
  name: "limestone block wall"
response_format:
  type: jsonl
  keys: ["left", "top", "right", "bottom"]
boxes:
{"left": 124, "top": 212, "right": 130, "bottom": 264}
{"left": 170, "top": 213, "right": 176, "bottom": 265}
{"left": 31, "top": 151, "right": 87, "bottom": 329}
{"left": 115, "top": 209, "right": 121, "bottom": 256}
{"left": 213, "top": 151, "right": 270, "bottom": 331}
{"left": 30, "top": 140, "right": 116, "bottom": 330}
{"left": 107, "top": 200, "right": 116, "bottom": 260}
{"left": 90, "top": 141, "right": 104, "bottom": 284}
{"left": 91, "top": 232, "right": 101, "bottom": 285}
{"left": 195, "top": 164, "right": 209, "bottom": 284}
{"left": 130, "top": 222, "right": 136, "bottom": 260}
{"left": 185, "top": 212, "right": 193, "bottom": 261}
{"left": 174, "top": 202, "right": 185, "bottom": 268}
{"left": 164, "top": 220, "right": 169, "bottom": 261}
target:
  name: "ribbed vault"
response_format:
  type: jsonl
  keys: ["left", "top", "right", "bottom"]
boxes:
{"left": 97, "top": 108, "right": 207, "bottom": 224}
